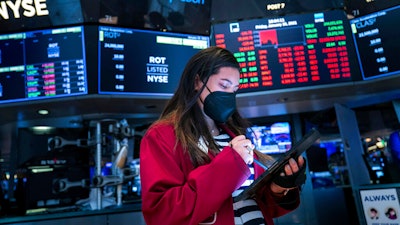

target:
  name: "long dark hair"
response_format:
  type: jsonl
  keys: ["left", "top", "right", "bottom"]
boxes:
{"left": 158, "top": 46, "right": 249, "bottom": 167}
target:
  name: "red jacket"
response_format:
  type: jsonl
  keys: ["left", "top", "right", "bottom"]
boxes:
{"left": 140, "top": 123, "right": 300, "bottom": 225}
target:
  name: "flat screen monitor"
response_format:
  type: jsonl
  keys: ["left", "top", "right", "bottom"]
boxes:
{"left": 212, "top": 10, "right": 360, "bottom": 93}
{"left": 211, "top": 0, "right": 344, "bottom": 23}
{"left": 246, "top": 122, "right": 292, "bottom": 155}
{"left": 0, "top": 26, "right": 88, "bottom": 104}
{"left": 349, "top": 5, "right": 400, "bottom": 80}
{"left": 98, "top": 0, "right": 211, "bottom": 35}
{"left": 98, "top": 26, "right": 209, "bottom": 96}
{"left": 345, "top": 0, "right": 400, "bottom": 17}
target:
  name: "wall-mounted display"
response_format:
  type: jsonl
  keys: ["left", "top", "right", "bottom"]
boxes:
{"left": 98, "top": 26, "right": 209, "bottom": 96}
{"left": 350, "top": 4, "right": 400, "bottom": 80}
{"left": 344, "top": 0, "right": 400, "bottom": 18}
{"left": 98, "top": 0, "right": 211, "bottom": 35}
{"left": 0, "top": 26, "right": 88, "bottom": 104}
{"left": 212, "top": 10, "right": 360, "bottom": 93}
{"left": 211, "top": 0, "right": 344, "bottom": 23}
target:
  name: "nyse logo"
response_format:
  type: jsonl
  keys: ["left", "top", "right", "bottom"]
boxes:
{"left": 147, "top": 56, "right": 169, "bottom": 84}
{"left": 0, "top": 0, "right": 49, "bottom": 20}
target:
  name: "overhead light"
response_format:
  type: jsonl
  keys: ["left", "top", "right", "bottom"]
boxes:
{"left": 30, "top": 167, "right": 54, "bottom": 173}
{"left": 37, "top": 109, "right": 49, "bottom": 115}
{"left": 30, "top": 126, "right": 55, "bottom": 134}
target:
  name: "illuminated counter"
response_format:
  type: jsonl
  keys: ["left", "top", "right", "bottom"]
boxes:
{"left": 0, "top": 203, "right": 144, "bottom": 225}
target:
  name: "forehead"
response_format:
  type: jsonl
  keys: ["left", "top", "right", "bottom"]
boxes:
{"left": 208, "top": 67, "right": 240, "bottom": 83}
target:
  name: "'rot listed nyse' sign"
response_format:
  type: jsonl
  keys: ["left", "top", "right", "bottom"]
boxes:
{"left": 0, "top": 0, "right": 49, "bottom": 19}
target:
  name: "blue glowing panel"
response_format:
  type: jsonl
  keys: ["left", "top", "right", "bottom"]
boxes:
{"left": 350, "top": 5, "right": 400, "bottom": 80}
{"left": 0, "top": 26, "right": 87, "bottom": 104}
{"left": 98, "top": 26, "right": 209, "bottom": 96}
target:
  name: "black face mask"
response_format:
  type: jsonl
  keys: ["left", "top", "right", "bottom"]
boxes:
{"left": 203, "top": 88, "right": 237, "bottom": 124}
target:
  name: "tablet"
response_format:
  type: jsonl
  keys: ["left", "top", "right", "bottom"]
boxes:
{"left": 234, "top": 128, "right": 321, "bottom": 202}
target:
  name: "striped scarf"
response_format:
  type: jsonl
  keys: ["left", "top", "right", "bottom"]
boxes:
{"left": 214, "top": 134, "right": 266, "bottom": 225}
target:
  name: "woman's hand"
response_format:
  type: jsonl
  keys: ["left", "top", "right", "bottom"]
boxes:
{"left": 229, "top": 135, "right": 254, "bottom": 165}
{"left": 270, "top": 155, "right": 306, "bottom": 196}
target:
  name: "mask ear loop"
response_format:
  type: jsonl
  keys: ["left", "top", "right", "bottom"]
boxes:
{"left": 186, "top": 74, "right": 210, "bottom": 111}
{"left": 197, "top": 78, "right": 212, "bottom": 105}
{"left": 204, "top": 85, "right": 212, "bottom": 93}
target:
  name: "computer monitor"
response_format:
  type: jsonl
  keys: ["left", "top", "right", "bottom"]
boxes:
{"left": 349, "top": 4, "right": 400, "bottom": 80}
{"left": 0, "top": 26, "right": 88, "bottom": 104}
{"left": 98, "top": 0, "right": 212, "bottom": 35}
{"left": 98, "top": 26, "right": 209, "bottom": 96}
{"left": 246, "top": 122, "right": 292, "bottom": 155}
{"left": 211, "top": 10, "right": 360, "bottom": 93}
{"left": 345, "top": 0, "right": 400, "bottom": 17}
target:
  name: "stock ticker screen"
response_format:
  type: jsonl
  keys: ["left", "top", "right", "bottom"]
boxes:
{"left": 98, "top": 26, "right": 209, "bottom": 96}
{"left": 212, "top": 10, "right": 359, "bottom": 93}
{"left": 350, "top": 5, "right": 400, "bottom": 80}
{"left": 0, "top": 26, "right": 87, "bottom": 104}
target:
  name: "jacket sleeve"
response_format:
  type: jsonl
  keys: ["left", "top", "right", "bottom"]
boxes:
{"left": 253, "top": 162, "right": 301, "bottom": 224}
{"left": 140, "top": 124, "right": 251, "bottom": 225}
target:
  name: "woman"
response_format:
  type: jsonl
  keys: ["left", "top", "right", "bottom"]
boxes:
{"left": 140, "top": 46, "right": 306, "bottom": 225}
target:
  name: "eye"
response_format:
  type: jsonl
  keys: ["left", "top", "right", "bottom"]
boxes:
{"left": 219, "top": 81, "right": 230, "bottom": 90}
{"left": 217, "top": 78, "right": 238, "bottom": 92}
{"left": 220, "top": 83, "right": 228, "bottom": 89}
